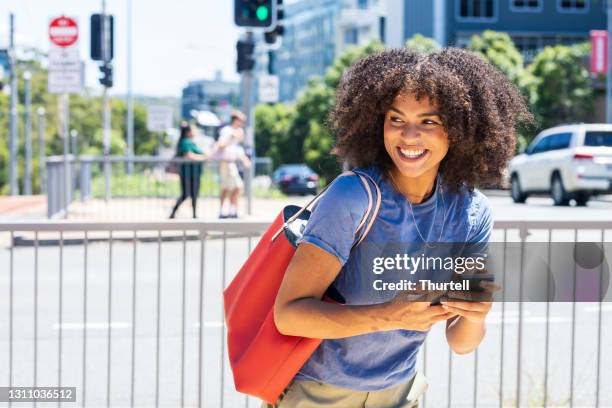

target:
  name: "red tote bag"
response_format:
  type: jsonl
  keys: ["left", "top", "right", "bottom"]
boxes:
{"left": 223, "top": 170, "right": 381, "bottom": 403}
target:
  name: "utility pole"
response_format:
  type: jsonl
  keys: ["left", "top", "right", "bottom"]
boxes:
{"left": 102, "top": 0, "right": 112, "bottom": 200}
{"left": 240, "top": 31, "right": 255, "bottom": 216}
{"left": 37, "top": 107, "right": 46, "bottom": 194}
{"left": 8, "top": 13, "right": 18, "bottom": 195}
{"left": 126, "top": 0, "right": 134, "bottom": 173}
{"left": 23, "top": 71, "right": 33, "bottom": 195}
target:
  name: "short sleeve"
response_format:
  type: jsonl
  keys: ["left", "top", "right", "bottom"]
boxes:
{"left": 467, "top": 192, "right": 493, "bottom": 244}
{"left": 218, "top": 126, "right": 233, "bottom": 144}
{"left": 297, "top": 174, "right": 370, "bottom": 265}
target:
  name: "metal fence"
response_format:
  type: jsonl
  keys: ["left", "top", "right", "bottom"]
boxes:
{"left": 46, "top": 156, "right": 275, "bottom": 220}
{"left": 1, "top": 220, "right": 611, "bottom": 407}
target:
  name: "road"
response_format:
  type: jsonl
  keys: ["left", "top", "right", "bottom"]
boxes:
{"left": 0, "top": 193, "right": 611, "bottom": 407}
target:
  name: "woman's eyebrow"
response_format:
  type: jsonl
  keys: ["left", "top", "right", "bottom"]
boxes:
{"left": 389, "top": 106, "right": 440, "bottom": 117}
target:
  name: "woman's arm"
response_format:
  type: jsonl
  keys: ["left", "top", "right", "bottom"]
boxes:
{"left": 184, "top": 151, "right": 208, "bottom": 161}
{"left": 444, "top": 303, "right": 488, "bottom": 354}
{"left": 274, "top": 242, "right": 456, "bottom": 339}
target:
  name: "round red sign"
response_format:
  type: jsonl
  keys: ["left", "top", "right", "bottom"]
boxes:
{"left": 49, "top": 16, "right": 78, "bottom": 48}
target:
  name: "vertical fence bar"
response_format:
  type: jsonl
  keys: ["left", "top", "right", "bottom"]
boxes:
{"left": 499, "top": 229, "right": 507, "bottom": 408}
{"left": 595, "top": 229, "right": 604, "bottom": 408}
{"left": 9, "top": 231, "right": 14, "bottom": 408}
{"left": 544, "top": 230, "right": 551, "bottom": 408}
{"left": 155, "top": 229, "right": 162, "bottom": 408}
{"left": 106, "top": 231, "right": 113, "bottom": 408}
{"left": 130, "top": 230, "right": 137, "bottom": 408}
{"left": 517, "top": 227, "right": 526, "bottom": 408}
{"left": 244, "top": 236, "right": 252, "bottom": 408}
{"left": 447, "top": 350, "right": 452, "bottom": 408}
{"left": 569, "top": 229, "right": 577, "bottom": 408}
{"left": 473, "top": 348, "right": 478, "bottom": 408}
{"left": 220, "top": 232, "right": 227, "bottom": 407}
{"left": 33, "top": 232, "right": 39, "bottom": 407}
{"left": 82, "top": 231, "right": 88, "bottom": 408}
{"left": 422, "top": 341, "right": 427, "bottom": 408}
{"left": 198, "top": 230, "right": 207, "bottom": 408}
{"left": 180, "top": 230, "right": 187, "bottom": 408}
{"left": 58, "top": 231, "right": 64, "bottom": 408}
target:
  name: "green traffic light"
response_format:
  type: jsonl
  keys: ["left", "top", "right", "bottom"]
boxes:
{"left": 256, "top": 5, "right": 269, "bottom": 21}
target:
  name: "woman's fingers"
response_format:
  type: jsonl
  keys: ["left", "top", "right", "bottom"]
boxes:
{"left": 441, "top": 300, "right": 491, "bottom": 312}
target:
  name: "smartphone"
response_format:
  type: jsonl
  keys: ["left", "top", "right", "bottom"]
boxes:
{"left": 430, "top": 273, "right": 495, "bottom": 305}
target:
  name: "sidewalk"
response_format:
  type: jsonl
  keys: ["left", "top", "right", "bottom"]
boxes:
{"left": 0, "top": 195, "right": 47, "bottom": 220}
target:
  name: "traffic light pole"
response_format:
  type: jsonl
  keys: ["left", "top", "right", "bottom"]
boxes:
{"left": 241, "top": 31, "right": 255, "bottom": 216}
{"left": 8, "top": 13, "right": 18, "bottom": 195}
{"left": 102, "top": 0, "right": 112, "bottom": 201}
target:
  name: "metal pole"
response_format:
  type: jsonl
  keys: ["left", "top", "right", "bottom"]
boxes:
{"left": 24, "top": 71, "right": 33, "bottom": 195}
{"left": 37, "top": 107, "right": 46, "bottom": 194}
{"left": 607, "top": 1, "right": 612, "bottom": 123}
{"left": 241, "top": 31, "right": 255, "bottom": 216}
{"left": 126, "top": 0, "right": 134, "bottom": 174}
{"left": 70, "top": 129, "right": 78, "bottom": 157}
{"left": 9, "top": 13, "right": 18, "bottom": 195}
{"left": 62, "top": 93, "right": 71, "bottom": 216}
{"left": 102, "top": 0, "right": 112, "bottom": 201}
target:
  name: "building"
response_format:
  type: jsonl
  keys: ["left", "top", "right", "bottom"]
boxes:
{"left": 181, "top": 71, "right": 240, "bottom": 120}
{"left": 254, "top": 0, "right": 386, "bottom": 102}
{"left": 400, "top": 0, "right": 607, "bottom": 62}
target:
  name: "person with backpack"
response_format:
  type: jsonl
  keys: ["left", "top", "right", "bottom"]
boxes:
{"left": 169, "top": 121, "right": 207, "bottom": 219}
{"left": 264, "top": 48, "right": 532, "bottom": 407}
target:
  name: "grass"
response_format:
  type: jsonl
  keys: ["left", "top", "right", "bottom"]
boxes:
{"left": 89, "top": 171, "right": 285, "bottom": 199}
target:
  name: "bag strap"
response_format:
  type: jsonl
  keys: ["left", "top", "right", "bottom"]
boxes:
{"left": 271, "top": 170, "right": 381, "bottom": 245}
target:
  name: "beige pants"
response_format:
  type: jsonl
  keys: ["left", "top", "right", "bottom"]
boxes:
{"left": 261, "top": 372, "right": 428, "bottom": 408}
{"left": 219, "top": 161, "right": 243, "bottom": 191}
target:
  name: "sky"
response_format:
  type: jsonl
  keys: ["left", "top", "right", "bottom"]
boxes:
{"left": 0, "top": 0, "right": 243, "bottom": 97}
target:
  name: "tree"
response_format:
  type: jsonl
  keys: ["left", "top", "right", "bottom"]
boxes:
{"left": 528, "top": 42, "right": 593, "bottom": 131}
{"left": 405, "top": 34, "right": 440, "bottom": 54}
{"left": 254, "top": 103, "right": 293, "bottom": 166}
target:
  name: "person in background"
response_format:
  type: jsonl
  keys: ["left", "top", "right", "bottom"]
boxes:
{"left": 215, "top": 110, "right": 251, "bottom": 218}
{"left": 169, "top": 121, "right": 207, "bottom": 219}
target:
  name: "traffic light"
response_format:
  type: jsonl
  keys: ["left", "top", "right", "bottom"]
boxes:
{"left": 90, "top": 14, "right": 114, "bottom": 61}
{"left": 234, "top": 0, "right": 276, "bottom": 28}
{"left": 236, "top": 39, "right": 255, "bottom": 73}
{"left": 264, "top": 0, "right": 284, "bottom": 44}
{"left": 99, "top": 63, "right": 113, "bottom": 88}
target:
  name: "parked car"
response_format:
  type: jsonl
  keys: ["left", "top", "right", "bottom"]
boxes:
{"left": 508, "top": 124, "right": 612, "bottom": 206}
{"left": 272, "top": 164, "right": 319, "bottom": 195}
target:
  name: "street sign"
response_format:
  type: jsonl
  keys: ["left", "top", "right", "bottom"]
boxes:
{"left": 258, "top": 75, "right": 279, "bottom": 103}
{"left": 147, "top": 106, "right": 174, "bottom": 132}
{"left": 49, "top": 16, "right": 79, "bottom": 48}
{"left": 591, "top": 31, "right": 608, "bottom": 74}
{"left": 48, "top": 16, "right": 82, "bottom": 94}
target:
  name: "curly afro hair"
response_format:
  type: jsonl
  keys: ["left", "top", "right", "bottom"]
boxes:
{"left": 330, "top": 47, "right": 533, "bottom": 193}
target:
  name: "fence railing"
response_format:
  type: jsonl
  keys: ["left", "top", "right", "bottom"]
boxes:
{"left": 46, "top": 156, "right": 275, "bottom": 220}
{"left": 1, "top": 220, "right": 611, "bottom": 407}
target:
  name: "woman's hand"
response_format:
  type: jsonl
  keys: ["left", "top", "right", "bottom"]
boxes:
{"left": 383, "top": 290, "right": 457, "bottom": 331}
{"left": 441, "top": 281, "right": 500, "bottom": 323}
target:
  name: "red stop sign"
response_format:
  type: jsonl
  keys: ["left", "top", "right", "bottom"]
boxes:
{"left": 49, "top": 16, "right": 78, "bottom": 48}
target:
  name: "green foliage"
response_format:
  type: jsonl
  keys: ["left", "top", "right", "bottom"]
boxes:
{"left": 528, "top": 42, "right": 593, "bottom": 131}
{"left": 0, "top": 54, "right": 166, "bottom": 194}
{"left": 255, "top": 40, "right": 384, "bottom": 182}
{"left": 405, "top": 34, "right": 441, "bottom": 54}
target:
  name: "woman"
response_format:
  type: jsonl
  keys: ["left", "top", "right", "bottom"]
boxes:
{"left": 269, "top": 48, "right": 532, "bottom": 407}
{"left": 169, "top": 122, "right": 207, "bottom": 219}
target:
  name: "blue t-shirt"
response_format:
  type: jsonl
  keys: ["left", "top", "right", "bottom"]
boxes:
{"left": 294, "top": 165, "right": 492, "bottom": 391}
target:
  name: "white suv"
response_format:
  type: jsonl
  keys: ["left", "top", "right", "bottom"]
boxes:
{"left": 508, "top": 124, "right": 612, "bottom": 206}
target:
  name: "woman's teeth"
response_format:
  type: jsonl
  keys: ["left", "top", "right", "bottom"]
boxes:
{"left": 399, "top": 148, "right": 426, "bottom": 159}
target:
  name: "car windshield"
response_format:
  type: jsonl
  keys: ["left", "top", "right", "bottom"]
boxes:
{"left": 584, "top": 131, "right": 612, "bottom": 147}
{"left": 281, "top": 165, "right": 312, "bottom": 176}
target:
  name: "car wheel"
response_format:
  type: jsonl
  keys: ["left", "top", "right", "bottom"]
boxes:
{"left": 511, "top": 175, "right": 527, "bottom": 203}
{"left": 575, "top": 191, "right": 590, "bottom": 207}
{"left": 551, "top": 173, "right": 570, "bottom": 206}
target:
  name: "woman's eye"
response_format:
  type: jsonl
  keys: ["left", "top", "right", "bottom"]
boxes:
{"left": 422, "top": 119, "right": 439, "bottom": 126}
{"left": 389, "top": 116, "right": 403, "bottom": 124}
